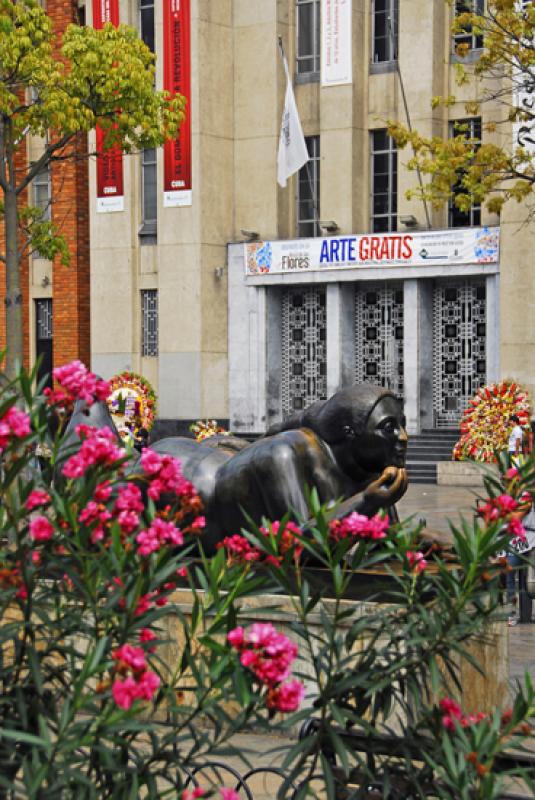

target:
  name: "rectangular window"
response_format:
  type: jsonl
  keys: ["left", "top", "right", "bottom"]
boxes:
{"left": 297, "top": 136, "right": 320, "bottom": 238}
{"left": 141, "top": 290, "right": 158, "bottom": 357}
{"left": 372, "top": 0, "right": 398, "bottom": 63}
{"left": 140, "top": 148, "right": 157, "bottom": 241}
{"left": 33, "top": 165, "right": 51, "bottom": 221}
{"left": 448, "top": 118, "right": 482, "bottom": 228}
{"left": 371, "top": 129, "right": 397, "bottom": 232}
{"left": 453, "top": 0, "right": 484, "bottom": 54}
{"left": 140, "top": 0, "right": 155, "bottom": 53}
{"left": 296, "top": 0, "right": 320, "bottom": 77}
{"left": 35, "top": 299, "right": 53, "bottom": 389}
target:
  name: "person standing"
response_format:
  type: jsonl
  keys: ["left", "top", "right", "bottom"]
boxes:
{"left": 508, "top": 415, "right": 524, "bottom": 467}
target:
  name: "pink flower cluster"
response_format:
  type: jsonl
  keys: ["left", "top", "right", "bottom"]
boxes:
{"left": 62, "top": 425, "right": 124, "bottom": 479}
{"left": 218, "top": 521, "right": 304, "bottom": 566}
{"left": 439, "top": 697, "right": 486, "bottom": 732}
{"left": 136, "top": 517, "right": 184, "bottom": 555}
{"left": 477, "top": 493, "right": 529, "bottom": 543}
{"left": 25, "top": 489, "right": 51, "bottom": 511}
{"left": 227, "top": 623, "right": 304, "bottom": 713}
{"left": 111, "top": 643, "right": 160, "bottom": 710}
{"left": 140, "top": 448, "right": 197, "bottom": 502}
{"left": 0, "top": 406, "right": 31, "bottom": 452}
{"left": 45, "top": 360, "right": 110, "bottom": 407}
{"left": 29, "top": 515, "right": 54, "bottom": 542}
{"left": 182, "top": 789, "right": 239, "bottom": 800}
{"left": 406, "top": 550, "right": 427, "bottom": 574}
{"left": 329, "top": 512, "right": 389, "bottom": 542}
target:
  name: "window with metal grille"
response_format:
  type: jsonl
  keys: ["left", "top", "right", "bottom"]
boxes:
{"left": 371, "top": 129, "right": 397, "bottom": 233}
{"left": 296, "top": 0, "right": 320, "bottom": 77}
{"left": 140, "top": 0, "right": 155, "bottom": 53}
{"left": 448, "top": 118, "right": 482, "bottom": 228}
{"left": 36, "top": 299, "right": 53, "bottom": 341}
{"left": 372, "top": 0, "right": 398, "bottom": 63}
{"left": 140, "top": 148, "right": 157, "bottom": 241}
{"left": 32, "top": 165, "right": 51, "bottom": 222}
{"left": 297, "top": 136, "right": 320, "bottom": 237}
{"left": 453, "top": 0, "right": 484, "bottom": 54}
{"left": 141, "top": 290, "right": 158, "bottom": 357}
{"left": 35, "top": 299, "right": 53, "bottom": 388}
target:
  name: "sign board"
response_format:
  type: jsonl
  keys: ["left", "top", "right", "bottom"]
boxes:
{"left": 245, "top": 227, "right": 500, "bottom": 276}
{"left": 93, "top": 0, "right": 124, "bottom": 213}
{"left": 163, "top": 0, "right": 192, "bottom": 207}
{"left": 512, "top": 2, "right": 535, "bottom": 155}
{"left": 321, "top": 0, "right": 352, "bottom": 86}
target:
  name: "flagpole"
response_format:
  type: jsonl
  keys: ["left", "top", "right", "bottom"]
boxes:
{"left": 277, "top": 37, "right": 321, "bottom": 235}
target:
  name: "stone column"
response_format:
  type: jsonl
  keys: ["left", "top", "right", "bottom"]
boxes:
{"left": 485, "top": 273, "right": 500, "bottom": 384}
{"left": 326, "top": 284, "right": 355, "bottom": 396}
{"left": 403, "top": 279, "right": 434, "bottom": 434}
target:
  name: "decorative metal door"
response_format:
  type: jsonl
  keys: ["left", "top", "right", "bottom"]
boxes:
{"left": 432, "top": 281, "right": 486, "bottom": 427}
{"left": 281, "top": 287, "right": 327, "bottom": 416}
{"left": 35, "top": 299, "right": 53, "bottom": 389}
{"left": 354, "top": 285, "right": 404, "bottom": 398}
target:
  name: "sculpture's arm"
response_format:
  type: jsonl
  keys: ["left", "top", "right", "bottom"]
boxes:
{"left": 324, "top": 466, "right": 408, "bottom": 522}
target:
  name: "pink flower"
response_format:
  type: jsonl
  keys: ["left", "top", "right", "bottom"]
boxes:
{"left": 406, "top": 551, "right": 428, "bottom": 574}
{"left": 218, "top": 535, "right": 262, "bottom": 564}
{"left": 229, "top": 623, "right": 298, "bottom": 686}
{"left": 112, "top": 677, "right": 138, "bottom": 710}
{"left": 227, "top": 627, "right": 245, "bottom": 649}
{"left": 505, "top": 467, "right": 519, "bottom": 480}
{"left": 94, "top": 481, "right": 112, "bottom": 502}
{"left": 117, "top": 510, "right": 140, "bottom": 534}
{"left": 329, "top": 512, "right": 389, "bottom": 541}
{"left": 29, "top": 516, "right": 54, "bottom": 542}
{"left": 25, "top": 489, "right": 51, "bottom": 511}
{"left": 496, "top": 494, "right": 519, "bottom": 514}
{"left": 135, "top": 669, "right": 160, "bottom": 700}
{"left": 115, "top": 483, "right": 144, "bottom": 514}
{"left": 220, "top": 790, "right": 240, "bottom": 800}
{"left": 140, "top": 448, "right": 163, "bottom": 475}
{"left": 6, "top": 407, "right": 31, "bottom": 438}
{"left": 508, "top": 516, "right": 527, "bottom": 542}
{"left": 112, "top": 644, "right": 147, "bottom": 672}
{"left": 139, "top": 628, "right": 157, "bottom": 652}
{"left": 53, "top": 360, "right": 110, "bottom": 406}
{"left": 439, "top": 697, "right": 486, "bottom": 731}
{"left": 181, "top": 789, "right": 205, "bottom": 800}
{"left": 136, "top": 518, "right": 183, "bottom": 556}
{"left": 266, "top": 679, "right": 305, "bottom": 713}
{"left": 62, "top": 426, "right": 123, "bottom": 479}
{"left": 0, "top": 406, "right": 31, "bottom": 451}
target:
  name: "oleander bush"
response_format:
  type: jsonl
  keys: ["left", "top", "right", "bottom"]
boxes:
{"left": 0, "top": 361, "right": 534, "bottom": 799}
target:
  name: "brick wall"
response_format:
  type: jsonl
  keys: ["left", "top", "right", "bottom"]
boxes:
{"left": 0, "top": 0, "right": 90, "bottom": 372}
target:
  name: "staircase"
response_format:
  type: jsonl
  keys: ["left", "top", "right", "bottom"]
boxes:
{"left": 406, "top": 429, "right": 459, "bottom": 485}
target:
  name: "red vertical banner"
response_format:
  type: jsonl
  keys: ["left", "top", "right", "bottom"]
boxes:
{"left": 93, "top": 0, "right": 124, "bottom": 213}
{"left": 163, "top": 0, "right": 192, "bottom": 206}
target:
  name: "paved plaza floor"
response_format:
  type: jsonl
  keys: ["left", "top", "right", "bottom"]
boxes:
{"left": 398, "top": 482, "right": 535, "bottom": 685}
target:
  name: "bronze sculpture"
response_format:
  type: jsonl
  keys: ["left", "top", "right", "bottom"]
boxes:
{"left": 59, "top": 384, "right": 409, "bottom": 555}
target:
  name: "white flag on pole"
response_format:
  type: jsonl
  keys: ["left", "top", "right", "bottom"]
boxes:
{"left": 277, "top": 45, "right": 309, "bottom": 188}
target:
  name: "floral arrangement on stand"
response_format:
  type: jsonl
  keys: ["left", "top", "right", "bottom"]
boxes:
{"left": 453, "top": 379, "right": 531, "bottom": 462}
{"left": 107, "top": 371, "right": 157, "bottom": 441}
{"left": 190, "top": 419, "right": 229, "bottom": 442}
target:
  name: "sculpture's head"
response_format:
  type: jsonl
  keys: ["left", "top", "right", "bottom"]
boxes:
{"left": 303, "top": 384, "right": 408, "bottom": 479}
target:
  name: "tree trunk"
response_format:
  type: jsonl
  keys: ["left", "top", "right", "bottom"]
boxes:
{"left": 4, "top": 184, "right": 23, "bottom": 380}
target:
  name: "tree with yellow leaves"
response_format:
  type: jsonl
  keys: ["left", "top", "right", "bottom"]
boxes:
{"left": 0, "top": 0, "right": 185, "bottom": 377}
{"left": 389, "top": 1, "right": 535, "bottom": 230}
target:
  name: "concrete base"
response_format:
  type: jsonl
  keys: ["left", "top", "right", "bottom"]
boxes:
{"left": 437, "top": 461, "right": 498, "bottom": 487}
{"left": 159, "top": 589, "right": 509, "bottom": 720}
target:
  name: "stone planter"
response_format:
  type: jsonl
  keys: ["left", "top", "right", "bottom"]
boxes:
{"left": 437, "top": 460, "right": 499, "bottom": 487}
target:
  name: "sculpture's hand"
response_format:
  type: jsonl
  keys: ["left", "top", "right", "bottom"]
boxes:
{"left": 364, "top": 466, "right": 408, "bottom": 510}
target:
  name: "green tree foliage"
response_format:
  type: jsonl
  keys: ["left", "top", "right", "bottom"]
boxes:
{"left": 388, "top": 1, "right": 535, "bottom": 222}
{"left": 0, "top": 0, "right": 185, "bottom": 376}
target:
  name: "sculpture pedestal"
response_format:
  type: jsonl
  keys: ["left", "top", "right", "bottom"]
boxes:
{"left": 159, "top": 589, "right": 509, "bottom": 719}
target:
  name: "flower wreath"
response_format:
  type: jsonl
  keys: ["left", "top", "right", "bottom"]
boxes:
{"left": 189, "top": 419, "right": 229, "bottom": 442}
{"left": 107, "top": 372, "right": 157, "bottom": 439}
{"left": 453, "top": 380, "right": 531, "bottom": 462}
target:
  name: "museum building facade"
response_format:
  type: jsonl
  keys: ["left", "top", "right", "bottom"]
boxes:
{"left": 85, "top": 0, "right": 534, "bottom": 435}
